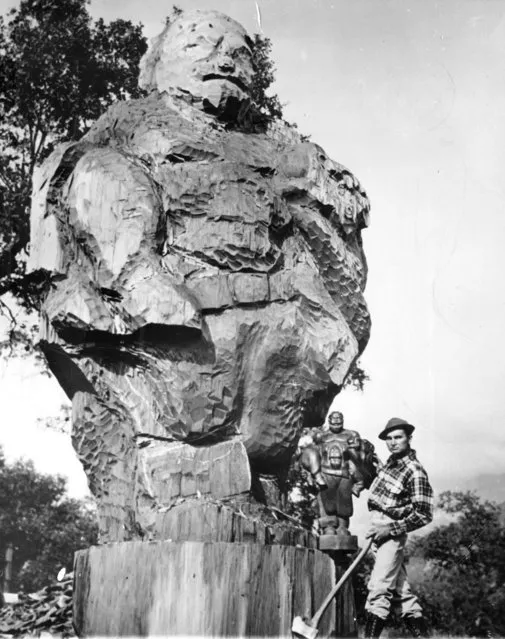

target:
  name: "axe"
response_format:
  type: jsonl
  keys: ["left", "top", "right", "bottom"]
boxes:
{"left": 292, "top": 537, "right": 373, "bottom": 639}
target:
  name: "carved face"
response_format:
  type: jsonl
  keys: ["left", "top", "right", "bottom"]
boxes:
{"left": 139, "top": 10, "right": 254, "bottom": 117}
{"left": 328, "top": 411, "right": 344, "bottom": 433}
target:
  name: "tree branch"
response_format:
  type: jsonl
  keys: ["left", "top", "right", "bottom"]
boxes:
{"left": 0, "top": 295, "right": 16, "bottom": 325}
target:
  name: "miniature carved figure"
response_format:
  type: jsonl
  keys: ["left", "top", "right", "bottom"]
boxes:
{"left": 29, "top": 9, "right": 372, "bottom": 542}
{"left": 300, "top": 411, "right": 378, "bottom": 536}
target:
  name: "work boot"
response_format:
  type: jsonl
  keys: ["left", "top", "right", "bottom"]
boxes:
{"left": 364, "top": 612, "right": 386, "bottom": 638}
{"left": 403, "top": 615, "right": 430, "bottom": 637}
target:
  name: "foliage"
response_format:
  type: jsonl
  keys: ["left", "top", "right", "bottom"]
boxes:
{"left": 285, "top": 462, "right": 319, "bottom": 529}
{"left": 0, "top": 447, "right": 97, "bottom": 592}
{"left": 412, "top": 491, "right": 505, "bottom": 637}
{"left": 343, "top": 359, "right": 370, "bottom": 392}
{"left": 0, "top": 295, "right": 40, "bottom": 360}
{"left": 0, "top": 0, "right": 147, "bottom": 336}
{"left": 37, "top": 404, "right": 71, "bottom": 435}
{"left": 249, "top": 34, "right": 283, "bottom": 122}
{"left": 165, "top": 4, "right": 182, "bottom": 24}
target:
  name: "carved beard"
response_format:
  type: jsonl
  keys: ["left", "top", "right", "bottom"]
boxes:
{"left": 67, "top": 332, "right": 235, "bottom": 446}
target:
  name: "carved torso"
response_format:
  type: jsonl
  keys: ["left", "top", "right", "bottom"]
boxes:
{"left": 29, "top": 91, "right": 371, "bottom": 539}
{"left": 314, "top": 428, "right": 358, "bottom": 476}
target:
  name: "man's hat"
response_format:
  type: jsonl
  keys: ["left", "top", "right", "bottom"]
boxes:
{"left": 378, "top": 417, "right": 415, "bottom": 440}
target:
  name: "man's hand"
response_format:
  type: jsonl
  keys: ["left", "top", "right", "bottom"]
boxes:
{"left": 366, "top": 522, "right": 391, "bottom": 542}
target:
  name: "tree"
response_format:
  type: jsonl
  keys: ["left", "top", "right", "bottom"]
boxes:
{"left": 249, "top": 34, "right": 283, "bottom": 121}
{"left": 0, "top": 0, "right": 147, "bottom": 348}
{"left": 0, "top": 447, "right": 97, "bottom": 592}
{"left": 412, "top": 491, "right": 505, "bottom": 637}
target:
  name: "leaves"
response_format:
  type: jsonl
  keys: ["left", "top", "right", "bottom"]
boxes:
{"left": 0, "top": 447, "right": 98, "bottom": 593}
{"left": 412, "top": 491, "right": 505, "bottom": 637}
{"left": 285, "top": 461, "right": 319, "bottom": 529}
{"left": 250, "top": 34, "right": 283, "bottom": 121}
{"left": 343, "top": 359, "right": 370, "bottom": 392}
{"left": 0, "top": 0, "right": 146, "bottom": 335}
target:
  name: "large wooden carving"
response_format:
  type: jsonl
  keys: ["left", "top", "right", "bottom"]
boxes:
{"left": 29, "top": 9, "right": 371, "bottom": 636}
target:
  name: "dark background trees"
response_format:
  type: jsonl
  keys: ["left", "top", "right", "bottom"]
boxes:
{"left": 0, "top": 446, "right": 97, "bottom": 593}
{"left": 0, "top": 0, "right": 147, "bottom": 353}
{"left": 249, "top": 34, "right": 283, "bottom": 121}
{"left": 411, "top": 491, "right": 505, "bottom": 637}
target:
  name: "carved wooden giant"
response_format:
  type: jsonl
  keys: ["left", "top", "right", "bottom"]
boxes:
{"left": 29, "top": 9, "right": 371, "bottom": 636}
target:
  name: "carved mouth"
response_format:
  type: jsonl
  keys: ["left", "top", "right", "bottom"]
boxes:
{"left": 202, "top": 73, "right": 248, "bottom": 93}
{"left": 55, "top": 323, "right": 204, "bottom": 348}
{"left": 47, "top": 324, "right": 215, "bottom": 375}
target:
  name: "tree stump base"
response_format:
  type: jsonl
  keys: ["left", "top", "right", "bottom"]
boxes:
{"left": 74, "top": 540, "right": 342, "bottom": 637}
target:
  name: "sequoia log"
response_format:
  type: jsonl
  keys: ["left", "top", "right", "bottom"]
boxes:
{"left": 74, "top": 541, "right": 339, "bottom": 637}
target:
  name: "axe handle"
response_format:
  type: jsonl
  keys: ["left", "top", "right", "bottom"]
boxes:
{"left": 311, "top": 537, "right": 373, "bottom": 628}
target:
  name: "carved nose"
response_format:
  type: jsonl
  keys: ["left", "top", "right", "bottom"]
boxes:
{"left": 43, "top": 264, "right": 201, "bottom": 343}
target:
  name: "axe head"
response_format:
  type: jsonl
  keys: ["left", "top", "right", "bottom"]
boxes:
{"left": 291, "top": 615, "right": 318, "bottom": 639}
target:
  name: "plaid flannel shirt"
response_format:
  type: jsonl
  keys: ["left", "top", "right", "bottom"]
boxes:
{"left": 368, "top": 449, "right": 433, "bottom": 536}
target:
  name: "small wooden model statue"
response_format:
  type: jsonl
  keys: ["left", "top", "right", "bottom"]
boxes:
{"left": 300, "top": 411, "right": 378, "bottom": 541}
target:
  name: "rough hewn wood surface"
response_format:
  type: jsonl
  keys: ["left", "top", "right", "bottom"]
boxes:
{"left": 152, "top": 501, "right": 319, "bottom": 548}
{"left": 29, "top": 9, "right": 371, "bottom": 546}
{"left": 29, "top": 10, "right": 366, "bottom": 638}
{"left": 74, "top": 541, "right": 338, "bottom": 637}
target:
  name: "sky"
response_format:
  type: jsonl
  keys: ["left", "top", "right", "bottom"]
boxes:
{"left": 1, "top": 0, "right": 505, "bottom": 503}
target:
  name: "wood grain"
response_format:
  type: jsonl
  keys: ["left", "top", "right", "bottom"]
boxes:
{"left": 29, "top": 8, "right": 372, "bottom": 540}
{"left": 74, "top": 541, "right": 339, "bottom": 637}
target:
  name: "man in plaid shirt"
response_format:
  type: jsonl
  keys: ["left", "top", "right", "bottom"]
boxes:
{"left": 364, "top": 417, "right": 433, "bottom": 638}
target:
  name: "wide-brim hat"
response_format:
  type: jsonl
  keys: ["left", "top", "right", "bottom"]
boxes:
{"left": 378, "top": 417, "right": 415, "bottom": 440}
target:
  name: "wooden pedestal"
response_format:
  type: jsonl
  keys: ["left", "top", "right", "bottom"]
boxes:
{"left": 74, "top": 540, "right": 339, "bottom": 637}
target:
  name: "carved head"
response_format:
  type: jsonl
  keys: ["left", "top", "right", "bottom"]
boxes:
{"left": 328, "top": 411, "right": 344, "bottom": 433}
{"left": 139, "top": 10, "right": 254, "bottom": 119}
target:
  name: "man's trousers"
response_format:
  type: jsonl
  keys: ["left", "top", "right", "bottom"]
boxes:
{"left": 365, "top": 511, "right": 423, "bottom": 620}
